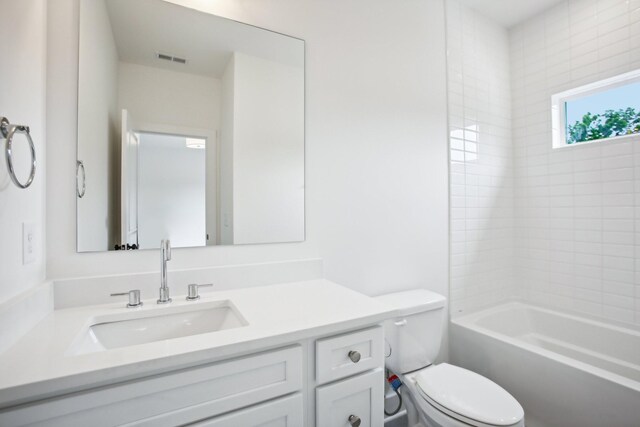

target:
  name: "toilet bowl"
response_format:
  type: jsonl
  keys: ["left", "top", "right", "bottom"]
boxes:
{"left": 401, "top": 364, "right": 524, "bottom": 427}
{"left": 376, "top": 290, "right": 524, "bottom": 427}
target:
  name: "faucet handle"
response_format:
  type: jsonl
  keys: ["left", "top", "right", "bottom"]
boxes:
{"left": 161, "top": 239, "right": 171, "bottom": 260}
{"left": 186, "top": 283, "right": 213, "bottom": 301}
{"left": 111, "top": 290, "right": 143, "bottom": 308}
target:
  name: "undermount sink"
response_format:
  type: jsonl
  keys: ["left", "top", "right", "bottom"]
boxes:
{"left": 68, "top": 301, "right": 247, "bottom": 355}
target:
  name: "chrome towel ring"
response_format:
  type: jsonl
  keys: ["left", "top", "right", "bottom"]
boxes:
{"left": 1, "top": 116, "right": 36, "bottom": 189}
{"left": 76, "top": 160, "right": 86, "bottom": 198}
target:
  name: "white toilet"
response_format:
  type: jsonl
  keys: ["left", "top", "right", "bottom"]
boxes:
{"left": 376, "top": 290, "right": 524, "bottom": 427}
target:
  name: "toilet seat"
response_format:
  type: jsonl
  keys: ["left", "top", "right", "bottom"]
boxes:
{"left": 413, "top": 364, "right": 524, "bottom": 427}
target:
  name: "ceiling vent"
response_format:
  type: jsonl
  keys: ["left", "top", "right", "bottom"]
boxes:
{"left": 156, "top": 52, "right": 187, "bottom": 64}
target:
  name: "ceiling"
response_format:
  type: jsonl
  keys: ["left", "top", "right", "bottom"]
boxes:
{"left": 105, "top": 0, "right": 304, "bottom": 78}
{"left": 104, "top": 0, "right": 560, "bottom": 78}
{"left": 457, "top": 0, "right": 565, "bottom": 28}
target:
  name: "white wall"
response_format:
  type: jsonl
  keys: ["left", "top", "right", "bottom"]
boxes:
{"left": 77, "top": 0, "right": 120, "bottom": 252}
{"left": 511, "top": 0, "right": 640, "bottom": 325}
{"left": 117, "top": 62, "right": 221, "bottom": 134}
{"left": 446, "top": 1, "right": 515, "bottom": 316}
{"left": 47, "top": 0, "right": 449, "bottom": 307}
{"left": 205, "top": 131, "right": 217, "bottom": 246}
{"left": 219, "top": 56, "right": 235, "bottom": 245}
{"left": 0, "top": 0, "right": 47, "bottom": 304}
{"left": 231, "top": 52, "right": 305, "bottom": 244}
{"left": 138, "top": 133, "right": 206, "bottom": 248}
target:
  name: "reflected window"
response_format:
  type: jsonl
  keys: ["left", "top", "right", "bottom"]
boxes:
{"left": 450, "top": 125, "right": 478, "bottom": 163}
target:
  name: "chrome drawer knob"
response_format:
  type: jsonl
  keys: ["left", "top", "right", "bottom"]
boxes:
{"left": 348, "top": 415, "right": 361, "bottom": 427}
{"left": 348, "top": 350, "right": 361, "bottom": 363}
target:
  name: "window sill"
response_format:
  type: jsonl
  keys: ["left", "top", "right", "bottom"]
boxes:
{"left": 552, "top": 132, "right": 640, "bottom": 150}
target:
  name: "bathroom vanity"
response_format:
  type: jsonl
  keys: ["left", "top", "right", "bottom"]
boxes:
{"left": 0, "top": 280, "right": 394, "bottom": 426}
{"left": 0, "top": 1, "right": 390, "bottom": 425}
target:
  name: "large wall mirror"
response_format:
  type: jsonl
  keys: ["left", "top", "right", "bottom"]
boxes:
{"left": 76, "top": 0, "right": 305, "bottom": 252}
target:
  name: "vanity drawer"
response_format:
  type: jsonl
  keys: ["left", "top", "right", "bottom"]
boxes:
{"left": 316, "top": 369, "right": 384, "bottom": 427}
{"left": 0, "top": 346, "right": 302, "bottom": 427}
{"left": 316, "top": 326, "right": 384, "bottom": 384}
{"left": 188, "top": 393, "right": 303, "bottom": 426}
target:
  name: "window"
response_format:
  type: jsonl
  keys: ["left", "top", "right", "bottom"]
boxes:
{"left": 552, "top": 69, "right": 640, "bottom": 148}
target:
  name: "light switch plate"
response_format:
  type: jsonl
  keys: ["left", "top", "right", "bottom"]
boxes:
{"left": 23, "top": 222, "right": 36, "bottom": 265}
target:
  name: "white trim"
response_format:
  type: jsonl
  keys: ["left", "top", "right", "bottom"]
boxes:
{"left": 134, "top": 121, "right": 215, "bottom": 142}
{"left": 552, "top": 131, "right": 640, "bottom": 150}
{"left": 551, "top": 68, "right": 640, "bottom": 148}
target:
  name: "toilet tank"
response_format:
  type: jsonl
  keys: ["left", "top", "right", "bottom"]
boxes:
{"left": 375, "top": 290, "right": 446, "bottom": 374}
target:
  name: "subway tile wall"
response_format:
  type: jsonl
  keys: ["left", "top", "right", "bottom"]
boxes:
{"left": 446, "top": 0, "right": 516, "bottom": 315}
{"left": 447, "top": 0, "right": 640, "bottom": 325}
{"left": 511, "top": 0, "right": 640, "bottom": 325}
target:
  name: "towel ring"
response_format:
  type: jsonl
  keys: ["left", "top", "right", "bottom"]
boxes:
{"left": 76, "top": 160, "right": 86, "bottom": 198}
{"left": 1, "top": 116, "right": 36, "bottom": 189}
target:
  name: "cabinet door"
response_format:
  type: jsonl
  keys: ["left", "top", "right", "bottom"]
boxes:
{"left": 316, "top": 369, "right": 383, "bottom": 427}
{"left": 0, "top": 346, "right": 302, "bottom": 427}
{"left": 189, "top": 393, "right": 303, "bottom": 427}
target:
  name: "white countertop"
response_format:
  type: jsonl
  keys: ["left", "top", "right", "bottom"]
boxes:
{"left": 0, "top": 279, "right": 395, "bottom": 408}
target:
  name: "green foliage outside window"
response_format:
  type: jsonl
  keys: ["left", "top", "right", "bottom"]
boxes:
{"left": 567, "top": 108, "right": 640, "bottom": 144}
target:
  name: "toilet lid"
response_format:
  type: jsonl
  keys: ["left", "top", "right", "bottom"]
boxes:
{"left": 415, "top": 364, "right": 524, "bottom": 426}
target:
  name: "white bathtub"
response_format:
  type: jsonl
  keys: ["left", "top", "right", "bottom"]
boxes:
{"left": 450, "top": 302, "right": 640, "bottom": 427}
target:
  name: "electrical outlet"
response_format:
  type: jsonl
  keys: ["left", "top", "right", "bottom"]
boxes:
{"left": 23, "top": 222, "right": 36, "bottom": 265}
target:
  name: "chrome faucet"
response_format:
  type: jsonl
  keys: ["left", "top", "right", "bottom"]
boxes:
{"left": 158, "top": 239, "right": 172, "bottom": 304}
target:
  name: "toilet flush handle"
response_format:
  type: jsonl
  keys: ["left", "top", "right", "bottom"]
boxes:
{"left": 394, "top": 319, "right": 408, "bottom": 327}
{"left": 348, "top": 415, "right": 361, "bottom": 427}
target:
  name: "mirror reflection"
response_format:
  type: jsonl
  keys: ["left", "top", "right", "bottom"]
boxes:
{"left": 77, "top": 0, "right": 305, "bottom": 252}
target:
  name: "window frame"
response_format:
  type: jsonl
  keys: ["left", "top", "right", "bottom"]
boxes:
{"left": 551, "top": 69, "right": 640, "bottom": 148}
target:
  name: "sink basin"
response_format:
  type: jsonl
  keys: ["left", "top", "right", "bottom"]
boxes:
{"left": 68, "top": 301, "right": 247, "bottom": 355}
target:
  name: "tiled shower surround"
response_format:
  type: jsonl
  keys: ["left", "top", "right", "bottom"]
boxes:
{"left": 448, "top": 0, "right": 640, "bottom": 325}
{"left": 446, "top": 0, "right": 515, "bottom": 315}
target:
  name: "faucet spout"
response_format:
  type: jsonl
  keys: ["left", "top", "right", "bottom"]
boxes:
{"left": 158, "top": 239, "right": 172, "bottom": 304}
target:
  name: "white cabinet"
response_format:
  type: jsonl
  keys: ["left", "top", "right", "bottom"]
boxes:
{"left": 0, "top": 326, "right": 386, "bottom": 427}
{"left": 190, "top": 393, "right": 303, "bottom": 427}
{"left": 315, "top": 327, "right": 384, "bottom": 385}
{"left": 0, "top": 346, "right": 302, "bottom": 427}
{"left": 316, "top": 369, "right": 384, "bottom": 427}
{"left": 314, "top": 327, "right": 385, "bottom": 427}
